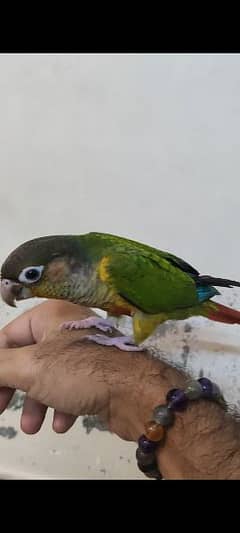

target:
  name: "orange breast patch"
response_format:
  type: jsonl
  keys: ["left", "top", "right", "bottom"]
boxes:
{"left": 103, "top": 295, "right": 135, "bottom": 317}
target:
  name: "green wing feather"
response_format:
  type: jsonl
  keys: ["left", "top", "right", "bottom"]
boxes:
{"left": 85, "top": 232, "right": 199, "bottom": 276}
{"left": 82, "top": 232, "right": 199, "bottom": 313}
{"left": 105, "top": 249, "right": 198, "bottom": 314}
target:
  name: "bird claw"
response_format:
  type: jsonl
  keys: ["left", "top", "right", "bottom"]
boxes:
{"left": 60, "top": 316, "right": 114, "bottom": 333}
{"left": 83, "top": 334, "right": 143, "bottom": 352}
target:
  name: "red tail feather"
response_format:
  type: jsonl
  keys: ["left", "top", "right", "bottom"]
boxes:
{"left": 206, "top": 302, "right": 240, "bottom": 325}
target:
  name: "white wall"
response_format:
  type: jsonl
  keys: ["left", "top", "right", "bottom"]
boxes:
{"left": 1, "top": 53, "right": 240, "bottom": 276}
{"left": 0, "top": 53, "right": 240, "bottom": 478}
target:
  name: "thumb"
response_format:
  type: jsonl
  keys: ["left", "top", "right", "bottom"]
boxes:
{"left": 0, "top": 345, "right": 36, "bottom": 392}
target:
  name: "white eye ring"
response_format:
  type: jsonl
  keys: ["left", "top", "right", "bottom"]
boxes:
{"left": 18, "top": 265, "right": 44, "bottom": 284}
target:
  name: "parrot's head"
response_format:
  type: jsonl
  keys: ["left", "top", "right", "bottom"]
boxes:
{"left": 0, "top": 235, "right": 87, "bottom": 307}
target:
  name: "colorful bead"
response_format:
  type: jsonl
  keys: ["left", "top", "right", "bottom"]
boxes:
{"left": 185, "top": 380, "right": 202, "bottom": 400}
{"left": 138, "top": 434, "right": 159, "bottom": 453}
{"left": 198, "top": 377, "right": 213, "bottom": 398}
{"left": 136, "top": 376, "right": 224, "bottom": 480}
{"left": 136, "top": 448, "right": 156, "bottom": 466}
{"left": 145, "top": 421, "right": 165, "bottom": 441}
{"left": 137, "top": 461, "right": 163, "bottom": 479}
{"left": 166, "top": 388, "right": 188, "bottom": 411}
{"left": 153, "top": 404, "right": 175, "bottom": 426}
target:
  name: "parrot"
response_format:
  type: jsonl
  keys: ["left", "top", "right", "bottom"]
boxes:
{"left": 1, "top": 231, "right": 240, "bottom": 351}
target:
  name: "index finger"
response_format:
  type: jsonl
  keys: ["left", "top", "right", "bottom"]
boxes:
{"left": 0, "top": 307, "right": 35, "bottom": 348}
{"left": 0, "top": 300, "right": 95, "bottom": 348}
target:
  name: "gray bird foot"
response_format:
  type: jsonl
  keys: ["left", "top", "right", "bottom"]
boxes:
{"left": 60, "top": 316, "right": 114, "bottom": 333}
{"left": 83, "top": 334, "right": 143, "bottom": 352}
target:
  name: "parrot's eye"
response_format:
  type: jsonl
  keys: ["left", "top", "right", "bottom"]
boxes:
{"left": 18, "top": 266, "right": 44, "bottom": 284}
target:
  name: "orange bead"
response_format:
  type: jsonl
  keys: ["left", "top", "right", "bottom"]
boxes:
{"left": 145, "top": 420, "right": 165, "bottom": 442}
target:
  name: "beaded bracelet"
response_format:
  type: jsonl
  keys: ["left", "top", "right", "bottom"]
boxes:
{"left": 136, "top": 377, "right": 226, "bottom": 480}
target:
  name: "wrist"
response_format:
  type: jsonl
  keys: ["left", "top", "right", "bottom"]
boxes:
{"left": 159, "top": 398, "right": 240, "bottom": 479}
{"left": 108, "top": 351, "right": 239, "bottom": 479}
{"left": 108, "top": 352, "right": 188, "bottom": 442}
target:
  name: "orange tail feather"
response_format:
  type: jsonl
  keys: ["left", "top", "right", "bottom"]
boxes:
{"left": 206, "top": 302, "right": 240, "bottom": 325}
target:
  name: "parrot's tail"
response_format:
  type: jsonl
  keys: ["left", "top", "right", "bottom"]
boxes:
{"left": 197, "top": 275, "right": 240, "bottom": 288}
{"left": 204, "top": 301, "right": 240, "bottom": 325}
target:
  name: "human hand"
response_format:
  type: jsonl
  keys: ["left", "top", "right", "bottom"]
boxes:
{"left": 0, "top": 300, "right": 164, "bottom": 441}
{"left": 0, "top": 301, "right": 95, "bottom": 434}
{"left": 0, "top": 300, "right": 238, "bottom": 479}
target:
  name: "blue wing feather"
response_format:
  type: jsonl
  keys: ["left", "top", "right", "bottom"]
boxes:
{"left": 197, "top": 286, "right": 220, "bottom": 303}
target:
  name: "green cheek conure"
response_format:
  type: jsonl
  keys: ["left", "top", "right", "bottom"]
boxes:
{"left": 1, "top": 232, "right": 240, "bottom": 351}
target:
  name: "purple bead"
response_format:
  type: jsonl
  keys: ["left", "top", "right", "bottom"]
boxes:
{"left": 137, "top": 461, "right": 163, "bottom": 479}
{"left": 198, "top": 377, "right": 213, "bottom": 398}
{"left": 166, "top": 388, "right": 188, "bottom": 411}
{"left": 138, "top": 434, "right": 159, "bottom": 453}
{"left": 136, "top": 448, "right": 156, "bottom": 466}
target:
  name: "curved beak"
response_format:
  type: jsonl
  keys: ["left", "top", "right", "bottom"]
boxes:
{"left": 0, "top": 279, "right": 32, "bottom": 307}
